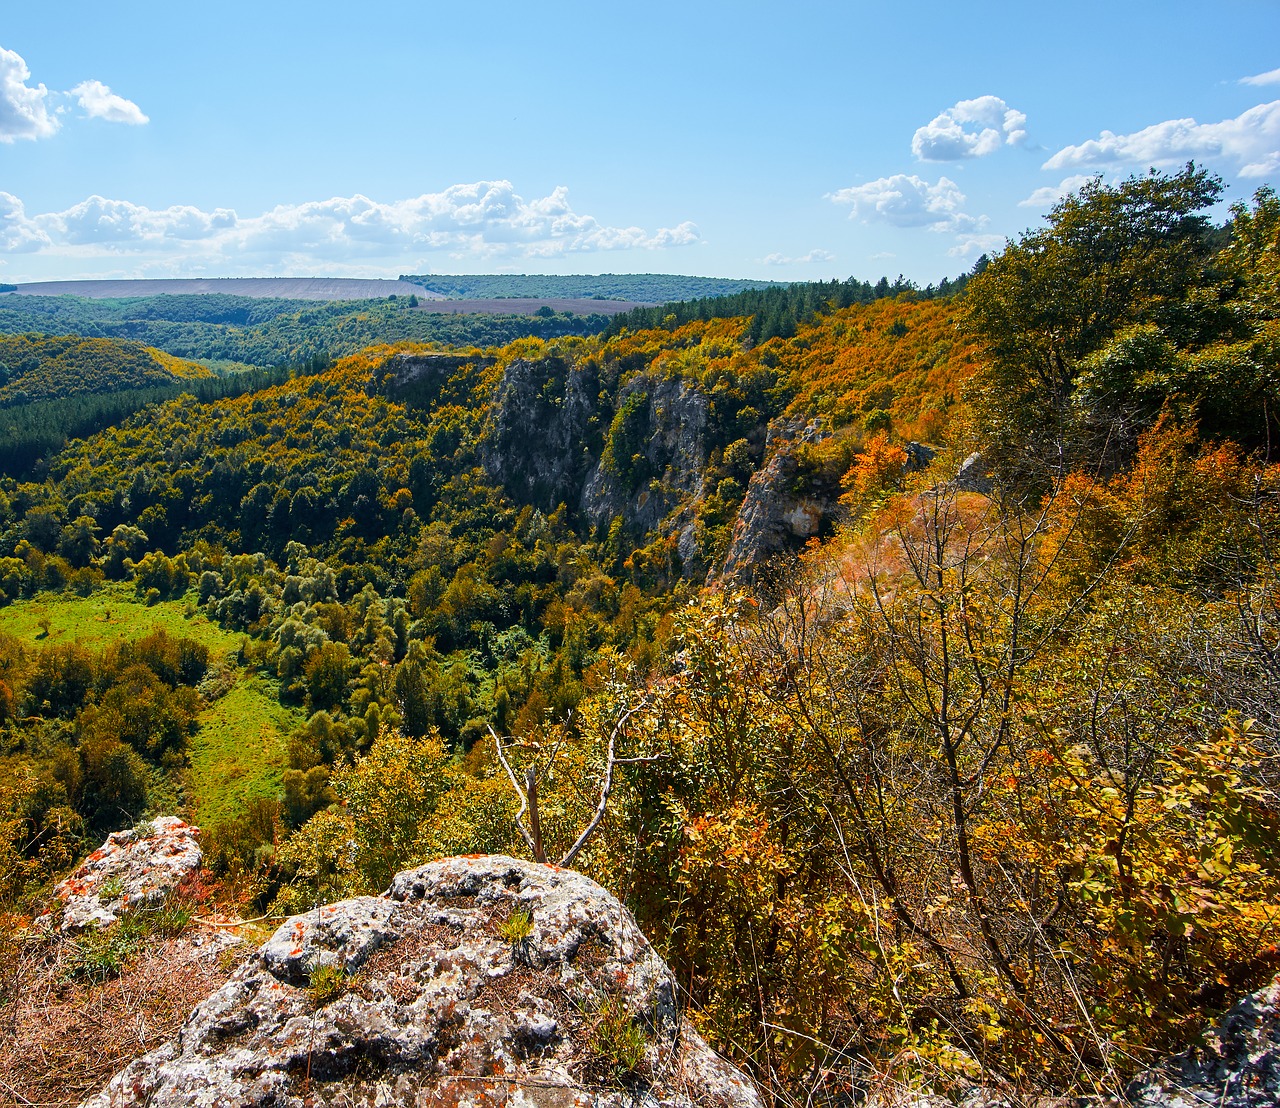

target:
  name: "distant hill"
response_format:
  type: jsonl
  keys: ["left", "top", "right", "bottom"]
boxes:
{"left": 400, "top": 273, "right": 788, "bottom": 301}
{"left": 0, "top": 295, "right": 613, "bottom": 369}
{"left": 0, "top": 334, "right": 210, "bottom": 406}
{"left": 4, "top": 277, "right": 441, "bottom": 301}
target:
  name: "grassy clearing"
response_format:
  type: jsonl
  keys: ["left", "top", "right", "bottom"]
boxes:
{"left": 0, "top": 585, "right": 298, "bottom": 826}
{"left": 188, "top": 674, "right": 302, "bottom": 827}
{"left": 0, "top": 583, "right": 243, "bottom": 660}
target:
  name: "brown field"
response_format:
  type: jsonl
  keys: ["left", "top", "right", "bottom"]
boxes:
{"left": 5, "top": 277, "right": 445, "bottom": 301}
{"left": 409, "top": 296, "right": 651, "bottom": 316}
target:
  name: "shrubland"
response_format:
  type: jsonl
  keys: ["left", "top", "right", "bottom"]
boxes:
{"left": 0, "top": 168, "right": 1278, "bottom": 1105}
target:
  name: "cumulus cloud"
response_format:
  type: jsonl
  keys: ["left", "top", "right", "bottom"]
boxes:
{"left": 1044, "top": 101, "right": 1280, "bottom": 177}
{"left": 0, "top": 182, "right": 700, "bottom": 274}
{"left": 0, "top": 47, "right": 57, "bottom": 142}
{"left": 70, "top": 80, "right": 148, "bottom": 125}
{"left": 1018, "top": 174, "right": 1095, "bottom": 207}
{"left": 0, "top": 45, "right": 147, "bottom": 140}
{"left": 912, "top": 96, "right": 1028, "bottom": 161}
{"left": 948, "top": 233, "right": 1006, "bottom": 259}
{"left": 762, "top": 248, "right": 836, "bottom": 266}
{"left": 0, "top": 191, "right": 53, "bottom": 251}
{"left": 1240, "top": 67, "right": 1280, "bottom": 87}
{"left": 828, "top": 174, "right": 981, "bottom": 232}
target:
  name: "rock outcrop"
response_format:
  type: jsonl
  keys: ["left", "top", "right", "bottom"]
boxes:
{"left": 82, "top": 855, "right": 761, "bottom": 1108}
{"left": 1124, "top": 972, "right": 1280, "bottom": 1108}
{"left": 953, "top": 451, "right": 992, "bottom": 494}
{"left": 716, "top": 419, "right": 832, "bottom": 583}
{"left": 40, "top": 816, "right": 201, "bottom": 933}
{"left": 580, "top": 374, "right": 710, "bottom": 539}
{"left": 379, "top": 350, "right": 497, "bottom": 408}
{"left": 481, "top": 354, "right": 598, "bottom": 511}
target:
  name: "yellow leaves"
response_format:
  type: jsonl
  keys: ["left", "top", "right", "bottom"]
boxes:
{"left": 672, "top": 800, "right": 798, "bottom": 923}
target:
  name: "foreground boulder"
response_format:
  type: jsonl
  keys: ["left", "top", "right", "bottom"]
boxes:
{"left": 40, "top": 816, "right": 202, "bottom": 933}
{"left": 81, "top": 855, "right": 761, "bottom": 1108}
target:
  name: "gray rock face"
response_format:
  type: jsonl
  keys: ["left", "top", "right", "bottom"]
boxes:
{"left": 716, "top": 419, "right": 831, "bottom": 583}
{"left": 81, "top": 855, "right": 761, "bottom": 1108}
{"left": 1125, "top": 973, "right": 1280, "bottom": 1108}
{"left": 903, "top": 441, "right": 937, "bottom": 473}
{"left": 40, "top": 816, "right": 202, "bottom": 933}
{"left": 580, "top": 374, "right": 710, "bottom": 537}
{"left": 954, "top": 452, "right": 992, "bottom": 494}
{"left": 482, "top": 355, "right": 597, "bottom": 511}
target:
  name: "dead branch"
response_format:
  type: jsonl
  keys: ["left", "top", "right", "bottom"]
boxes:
{"left": 490, "top": 701, "right": 661, "bottom": 869}
{"left": 489, "top": 725, "right": 541, "bottom": 860}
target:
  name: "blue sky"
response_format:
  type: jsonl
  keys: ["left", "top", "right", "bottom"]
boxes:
{"left": 3, "top": 1, "right": 1279, "bottom": 285}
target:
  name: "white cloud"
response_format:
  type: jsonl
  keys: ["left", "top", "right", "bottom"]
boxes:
{"left": 70, "top": 80, "right": 148, "bottom": 125}
{"left": 762, "top": 248, "right": 835, "bottom": 265}
{"left": 948, "top": 233, "right": 1005, "bottom": 259}
{"left": 0, "top": 191, "right": 52, "bottom": 251}
{"left": 912, "top": 95, "right": 1028, "bottom": 161}
{"left": 0, "top": 45, "right": 149, "bottom": 140}
{"left": 828, "top": 174, "right": 981, "bottom": 232}
{"left": 0, "top": 46, "right": 57, "bottom": 142}
{"left": 1240, "top": 67, "right": 1280, "bottom": 87}
{"left": 1018, "top": 174, "right": 1095, "bottom": 207}
{"left": 1044, "top": 101, "right": 1280, "bottom": 177}
{"left": 0, "top": 182, "right": 700, "bottom": 275}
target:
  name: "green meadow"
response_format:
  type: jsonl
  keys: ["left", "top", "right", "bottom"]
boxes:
{"left": 186, "top": 674, "right": 303, "bottom": 827}
{"left": 0, "top": 582, "right": 242, "bottom": 657}
{"left": 0, "top": 584, "right": 301, "bottom": 827}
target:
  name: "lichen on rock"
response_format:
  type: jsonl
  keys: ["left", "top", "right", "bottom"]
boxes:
{"left": 80, "top": 855, "right": 762, "bottom": 1108}
{"left": 39, "top": 816, "right": 202, "bottom": 934}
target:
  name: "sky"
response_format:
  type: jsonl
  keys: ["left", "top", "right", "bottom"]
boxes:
{"left": 2, "top": 1, "right": 1280, "bottom": 286}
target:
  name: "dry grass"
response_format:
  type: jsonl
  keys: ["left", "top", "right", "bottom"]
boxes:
{"left": 0, "top": 922, "right": 245, "bottom": 1108}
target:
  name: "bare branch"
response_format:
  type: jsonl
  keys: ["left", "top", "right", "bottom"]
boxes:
{"left": 558, "top": 704, "right": 642, "bottom": 867}
{"left": 525, "top": 766, "right": 546, "bottom": 863}
{"left": 488, "top": 725, "right": 539, "bottom": 859}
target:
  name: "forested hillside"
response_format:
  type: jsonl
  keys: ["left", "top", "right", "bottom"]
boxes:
{"left": 0, "top": 294, "right": 610, "bottom": 368}
{"left": 401, "top": 272, "right": 787, "bottom": 301}
{"left": 1, "top": 169, "right": 1278, "bottom": 1107}
{"left": 0, "top": 335, "right": 209, "bottom": 406}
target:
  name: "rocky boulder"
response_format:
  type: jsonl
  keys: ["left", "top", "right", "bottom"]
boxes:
{"left": 1124, "top": 972, "right": 1280, "bottom": 1108}
{"left": 81, "top": 855, "right": 761, "bottom": 1108}
{"left": 40, "top": 816, "right": 201, "bottom": 933}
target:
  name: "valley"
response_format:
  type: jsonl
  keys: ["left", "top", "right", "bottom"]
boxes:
{"left": 0, "top": 171, "right": 1278, "bottom": 1107}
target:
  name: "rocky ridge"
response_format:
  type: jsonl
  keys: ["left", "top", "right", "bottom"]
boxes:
{"left": 81, "top": 854, "right": 762, "bottom": 1108}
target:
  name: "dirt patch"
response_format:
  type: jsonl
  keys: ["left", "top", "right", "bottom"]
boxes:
{"left": 0, "top": 926, "right": 245, "bottom": 1108}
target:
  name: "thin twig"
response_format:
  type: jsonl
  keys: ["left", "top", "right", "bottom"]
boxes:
{"left": 489, "top": 725, "right": 540, "bottom": 858}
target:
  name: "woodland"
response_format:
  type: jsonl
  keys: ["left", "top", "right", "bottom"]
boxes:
{"left": 0, "top": 166, "right": 1278, "bottom": 1106}
{"left": 399, "top": 273, "right": 787, "bottom": 301}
